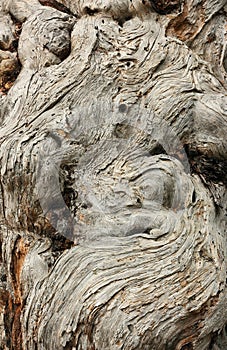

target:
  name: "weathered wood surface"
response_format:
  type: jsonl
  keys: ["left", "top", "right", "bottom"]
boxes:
{"left": 0, "top": 0, "right": 227, "bottom": 349}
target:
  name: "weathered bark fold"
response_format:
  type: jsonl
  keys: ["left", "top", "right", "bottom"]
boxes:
{"left": 0, "top": 0, "right": 226, "bottom": 349}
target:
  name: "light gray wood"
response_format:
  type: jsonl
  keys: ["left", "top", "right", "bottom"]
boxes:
{"left": 0, "top": 0, "right": 226, "bottom": 349}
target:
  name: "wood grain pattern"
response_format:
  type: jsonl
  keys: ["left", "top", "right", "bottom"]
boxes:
{"left": 0, "top": 0, "right": 226, "bottom": 349}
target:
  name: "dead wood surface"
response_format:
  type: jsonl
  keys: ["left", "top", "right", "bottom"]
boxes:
{"left": 0, "top": 1, "right": 227, "bottom": 349}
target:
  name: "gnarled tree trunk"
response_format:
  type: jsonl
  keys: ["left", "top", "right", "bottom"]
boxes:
{"left": 0, "top": 0, "right": 227, "bottom": 349}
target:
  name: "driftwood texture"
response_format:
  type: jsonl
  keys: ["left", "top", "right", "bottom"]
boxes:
{"left": 0, "top": 0, "right": 227, "bottom": 349}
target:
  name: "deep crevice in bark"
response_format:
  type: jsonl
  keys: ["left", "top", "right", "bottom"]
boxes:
{"left": 0, "top": 14, "right": 22, "bottom": 94}
{"left": 185, "top": 145, "right": 227, "bottom": 186}
{"left": 149, "top": 0, "right": 181, "bottom": 15}
{"left": 39, "top": 0, "right": 76, "bottom": 16}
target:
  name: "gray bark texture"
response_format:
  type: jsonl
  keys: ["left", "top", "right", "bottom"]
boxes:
{"left": 0, "top": 0, "right": 227, "bottom": 349}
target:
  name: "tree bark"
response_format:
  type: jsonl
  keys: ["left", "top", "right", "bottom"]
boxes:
{"left": 0, "top": 0, "right": 227, "bottom": 349}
